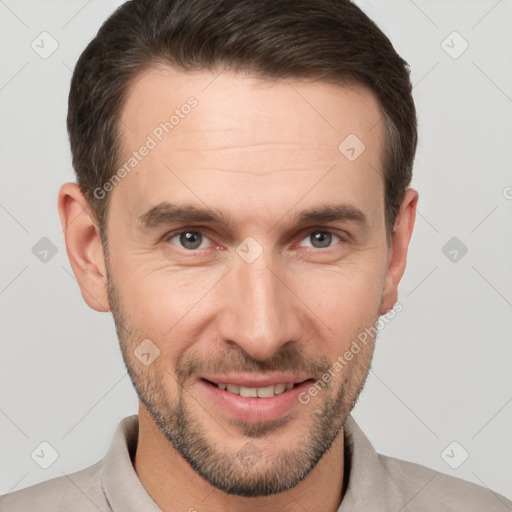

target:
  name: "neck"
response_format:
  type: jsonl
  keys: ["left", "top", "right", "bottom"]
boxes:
{"left": 133, "top": 404, "right": 346, "bottom": 512}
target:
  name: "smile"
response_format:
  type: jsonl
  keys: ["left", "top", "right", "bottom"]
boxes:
{"left": 198, "top": 378, "right": 315, "bottom": 423}
{"left": 211, "top": 381, "right": 295, "bottom": 397}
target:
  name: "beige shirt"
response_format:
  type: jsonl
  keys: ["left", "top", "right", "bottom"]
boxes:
{"left": 1, "top": 414, "right": 510, "bottom": 511}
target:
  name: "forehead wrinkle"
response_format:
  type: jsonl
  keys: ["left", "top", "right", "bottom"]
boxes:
{"left": 169, "top": 142, "right": 332, "bottom": 152}
{"left": 187, "top": 167, "right": 330, "bottom": 176}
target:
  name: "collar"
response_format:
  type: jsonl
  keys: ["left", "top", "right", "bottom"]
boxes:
{"left": 338, "top": 415, "right": 401, "bottom": 510}
{"left": 100, "top": 414, "right": 161, "bottom": 511}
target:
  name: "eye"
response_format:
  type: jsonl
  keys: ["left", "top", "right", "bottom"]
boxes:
{"left": 298, "top": 230, "right": 342, "bottom": 249}
{"left": 166, "top": 230, "right": 213, "bottom": 251}
{"left": 163, "top": 228, "right": 344, "bottom": 253}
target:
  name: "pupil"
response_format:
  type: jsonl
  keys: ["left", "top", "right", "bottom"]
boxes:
{"left": 312, "top": 232, "right": 331, "bottom": 248}
{"left": 181, "top": 231, "right": 201, "bottom": 250}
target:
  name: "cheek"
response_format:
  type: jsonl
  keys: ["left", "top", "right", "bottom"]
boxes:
{"left": 292, "top": 263, "right": 384, "bottom": 336}
{"left": 113, "top": 262, "right": 226, "bottom": 344}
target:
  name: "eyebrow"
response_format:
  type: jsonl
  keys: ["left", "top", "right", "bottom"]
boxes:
{"left": 138, "top": 201, "right": 369, "bottom": 231}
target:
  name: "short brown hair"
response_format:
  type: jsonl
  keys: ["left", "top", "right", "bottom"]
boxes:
{"left": 67, "top": 0, "right": 417, "bottom": 245}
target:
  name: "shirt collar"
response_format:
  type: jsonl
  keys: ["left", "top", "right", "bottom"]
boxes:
{"left": 337, "top": 415, "right": 401, "bottom": 510}
{"left": 101, "top": 414, "right": 161, "bottom": 511}
{"left": 100, "top": 413, "right": 393, "bottom": 512}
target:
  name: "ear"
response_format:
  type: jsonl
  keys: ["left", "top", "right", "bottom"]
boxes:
{"left": 380, "top": 188, "right": 418, "bottom": 315}
{"left": 58, "top": 182, "right": 111, "bottom": 312}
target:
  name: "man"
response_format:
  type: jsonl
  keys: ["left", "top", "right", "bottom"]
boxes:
{"left": 1, "top": 0, "right": 510, "bottom": 511}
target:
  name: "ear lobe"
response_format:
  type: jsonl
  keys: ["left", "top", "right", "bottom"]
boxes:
{"left": 379, "top": 188, "right": 418, "bottom": 315}
{"left": 58, "top": 182, "right": 111, "bottom": 312}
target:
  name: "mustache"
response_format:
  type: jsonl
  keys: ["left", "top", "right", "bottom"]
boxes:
{"left": 174, "top": 342, "right": 332, "bottom": 384}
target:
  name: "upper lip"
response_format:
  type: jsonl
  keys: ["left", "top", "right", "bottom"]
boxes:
{"left": 200, "top": 374, "right": 313, "bottom": 388}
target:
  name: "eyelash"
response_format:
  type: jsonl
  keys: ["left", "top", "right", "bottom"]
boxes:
{"left": 162, "top": 227, "right": 347, "bottom": 253}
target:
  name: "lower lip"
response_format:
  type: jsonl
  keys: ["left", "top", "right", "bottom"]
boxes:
{"left": 197, "top": 379, "right": 314, "bottom": 424}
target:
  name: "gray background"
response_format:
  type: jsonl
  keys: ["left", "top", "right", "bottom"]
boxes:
{"left": 1, "top": 0, "right": 511, "bottom": 502}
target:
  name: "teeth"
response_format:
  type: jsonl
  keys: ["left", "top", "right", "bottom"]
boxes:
{"left": 226, "top": 384, "right": 239, "bottom": 394}
{"left": 257, "top": 385, "right": 275, "bottom": 398}
{"left": 239, "top": 386, "right": 258, "bottom": 398}
{"left": 274, "top": 383, "right": 286, "bottom": 394}
{"left": 217, "top": 382, "right": 295, "bottom": 397}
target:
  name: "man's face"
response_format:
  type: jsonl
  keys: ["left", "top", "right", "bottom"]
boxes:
{"left": 104, "top": 67, "right": 390, "bottom": 496}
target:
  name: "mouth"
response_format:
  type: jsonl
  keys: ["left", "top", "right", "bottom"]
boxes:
{"left": 197, "top": 377, "right": 316, "bottom": 424}
{"left": 201, "top": 378, "right": 312, "bottom": 398}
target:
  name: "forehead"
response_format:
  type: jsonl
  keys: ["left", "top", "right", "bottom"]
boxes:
{"left": 120, "top": 65, "right": 384, "bottom": 149}
{"left": 113, "top": 66, "right": 386, "bottom": 230}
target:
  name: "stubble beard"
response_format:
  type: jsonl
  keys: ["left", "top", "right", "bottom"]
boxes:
{"left": 105, "top": 265, "right": 377, "bottom": 497}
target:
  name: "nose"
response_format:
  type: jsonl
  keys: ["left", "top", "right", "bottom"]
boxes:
{"left": 216, "top": 246, "right": 302, "bottom": 361}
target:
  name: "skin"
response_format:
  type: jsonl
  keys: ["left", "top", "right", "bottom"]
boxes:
{"left": 58, "top": 66, "right": 418, "bottom": 512}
